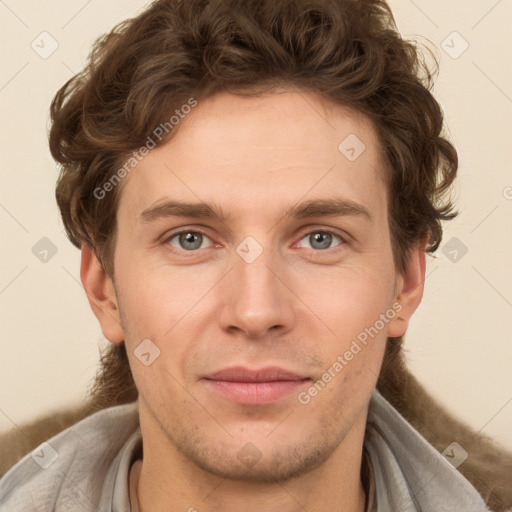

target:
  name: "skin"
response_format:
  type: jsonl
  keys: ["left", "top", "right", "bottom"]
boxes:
{"left": 81, "top": 90, "right": 426, "bottom": 512}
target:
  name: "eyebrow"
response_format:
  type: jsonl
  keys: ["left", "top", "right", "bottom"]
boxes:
{"left": 139, "top": 197, "right": 372, "bottom": 224}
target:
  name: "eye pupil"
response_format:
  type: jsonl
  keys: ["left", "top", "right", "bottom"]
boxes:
{"left": 180, "top": 232, "right": 202, "bottom": 250}
{"left": 310, "top": 232, "right": 332, "bottom": 250}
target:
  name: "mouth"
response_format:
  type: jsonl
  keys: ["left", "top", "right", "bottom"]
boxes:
{"left": 202, "top": 366, "right": 311, "bottom": 405}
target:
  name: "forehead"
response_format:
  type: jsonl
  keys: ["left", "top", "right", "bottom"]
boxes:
{"left": 117, "top": 90, "right": 387, "bottom": 224}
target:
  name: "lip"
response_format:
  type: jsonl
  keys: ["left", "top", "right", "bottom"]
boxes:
{"left": 202, "top": 366, "right": 311, "bottom": 405}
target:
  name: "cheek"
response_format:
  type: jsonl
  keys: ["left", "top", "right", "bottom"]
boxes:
{"left": 115, "top": 252, "right": 193, "bottom": 331}
{"left": 295, "top": 262, "right": 396, "bottom": 341}
{"left": 114, "top": 257, "right": 219, "bottom": 381}
{"left": 114, "top": 267, "right": 190, "bottom": 403}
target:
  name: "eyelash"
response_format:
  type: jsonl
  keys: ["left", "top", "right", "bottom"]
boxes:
{"left": 162, "top": 227, "right": 347, "bottom": 255}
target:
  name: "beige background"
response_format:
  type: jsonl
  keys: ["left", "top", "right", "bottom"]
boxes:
{"left": 0, "top": 0, "right": 511, "bottom": 452}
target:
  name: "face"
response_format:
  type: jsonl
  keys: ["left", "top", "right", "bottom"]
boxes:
{"left": 90, "top": 90, "right": 413, "bottom": 483}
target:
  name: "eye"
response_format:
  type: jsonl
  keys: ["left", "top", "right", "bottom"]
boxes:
{"left": 297, "top": 230, "right": 344, "bottom": 251}
{"left": 166, "top": 230, "right": 213, "bottom": 251}
{"left": 163, "top": 228, "right": 345, "bottom": 254}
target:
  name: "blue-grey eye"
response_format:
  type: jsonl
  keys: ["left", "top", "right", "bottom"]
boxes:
{"left": 169, "top": 231, "right": 211, "bottom": 251}
{"left": 298, "top": 231, "right": 342, "bottom": 250}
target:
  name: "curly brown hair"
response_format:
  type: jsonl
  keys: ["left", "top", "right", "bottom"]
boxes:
{"left": 50, "top": 0, "right": 457, "bottom": 277}
{"left": 44, "top": 0, "right": 511, "bottom": 510}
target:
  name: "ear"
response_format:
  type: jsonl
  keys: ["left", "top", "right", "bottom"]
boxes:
{"left": 387, "top": 238, "right": 428, "bottom": 338}
{"left": 80, "top": 245, "right": 124, "bottom": 343}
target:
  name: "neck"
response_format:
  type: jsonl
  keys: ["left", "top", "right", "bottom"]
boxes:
{"left": 132, "top": 462, "right": 367, "bottom": 512}
{"left": 131, "top": 411, "right": 369, "bottom": 512}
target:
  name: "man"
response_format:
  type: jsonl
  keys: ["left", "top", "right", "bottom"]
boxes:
{"left": 0, "top": 0, "right": 510, "bottom": 511}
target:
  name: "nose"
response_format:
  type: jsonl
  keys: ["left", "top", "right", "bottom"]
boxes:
{"left": 217, "top": 244, "right": 296, "bottom": 340}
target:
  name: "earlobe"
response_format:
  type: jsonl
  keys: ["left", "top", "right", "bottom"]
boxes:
{"left": 80, "top": 245, "right": 124, "bottom": 344}
{"left": 387, "top": 239, "right": 428, "bottom": 338}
